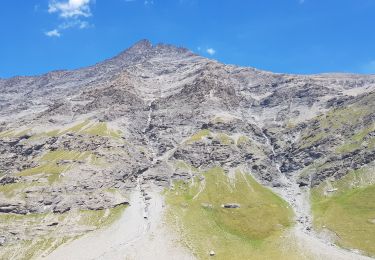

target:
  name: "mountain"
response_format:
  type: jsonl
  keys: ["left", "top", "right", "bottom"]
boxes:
{"left": 0, "top": 40, "right": 374, "bottom": 259}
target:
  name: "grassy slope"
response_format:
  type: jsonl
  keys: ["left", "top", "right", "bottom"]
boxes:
{"left": 298, "top": 95, "right": 375, "bottom": 256}
{"left": 165, "top": 166, "right": 305, "bottom": 259}
{"left": 0, "top": 121, "right": 126, "bottom": 259}
{"left": 16, "top": 150, "right": 100, "bottom": 184}
{"left": 299, "top": 94, "right": 374, "bottom": 152}
{"left": 311, "top": 166, "right": 375, "bottom": 257}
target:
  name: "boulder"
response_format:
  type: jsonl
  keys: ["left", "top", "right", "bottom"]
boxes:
{"left": 221, "top": 203, "right": 240, "bottom": 209}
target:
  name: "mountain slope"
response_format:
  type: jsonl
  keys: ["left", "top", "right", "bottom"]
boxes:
{"left": 0, "top": 40, "right": 374, "bottom": 259}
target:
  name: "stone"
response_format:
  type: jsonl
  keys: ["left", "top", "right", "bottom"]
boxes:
{"left": 221, "top": 203, "right": 240, "bottom": 209}
{"left": 201, "top": 203, "right": 213, "bottom": 209}
{"left": 0, "top": 236, "right": 6, "bottom": 246}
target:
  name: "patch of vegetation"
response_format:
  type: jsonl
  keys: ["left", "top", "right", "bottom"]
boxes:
{"left": 335, "top": 123, "right": 375, "bottom": 154}
{"left": 174, "top": 160, "right": 199, "bottom": 173}
{"left": 0, "top": 182, "right": 41, "bottom": 198}
{"left": 17, "top": 150, "right": 99, "bottom": 184}
{"left": 0, "top": 129, "right": 30, "bottom": 138}
{"left": 165, "top": 166, "right": 299, "bottom": 259}
{"left": 216, "top": 133, "right": 234, "bottom": 145}
{"left": 27, "top": 120, "right": 123, "bottom": 141}
{"left": 62, "top": 120, "right": 91, "bottom": 134}
{"left": 300, "top": 102, "right": 374, "bottom": 151}
{"left": 60, "top": 121, "right": 123, "bottom": 139}
{"left": 236, "top": 135, "right": 250, "bottom": 146}
{"left": 311, "top": 166, "right": 375, "bottom": 257}
{"left": 186, "top": 129, "right": 211, "bottom": 144}
{"left": 40, "top": 150, "right": 91, "bottom": 162}
{"left": 78, "top": 204, "right": 127, "bottom": 228}
{"left": 319, "top": 106, "right": 370, "bottom": 130}
{"left": 300, "top": 132, "right": 326, "bottom": 149}
{"left": 0, "top": 237, "right": 70, "bottom": 260}
{"left": 80, "top": 122, "right": 122, "bottom": 139}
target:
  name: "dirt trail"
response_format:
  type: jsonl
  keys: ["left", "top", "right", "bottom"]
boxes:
{"left": 42, "top": 183, "right": 194, "bottom": 260}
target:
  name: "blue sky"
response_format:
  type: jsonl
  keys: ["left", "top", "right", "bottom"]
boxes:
{"left": 1, "top": 0, "right": 375, "bottom": 78}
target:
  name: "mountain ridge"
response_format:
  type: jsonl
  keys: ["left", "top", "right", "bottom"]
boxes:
{"left": 0, "top": 40, "right": 374, "bottom": 259}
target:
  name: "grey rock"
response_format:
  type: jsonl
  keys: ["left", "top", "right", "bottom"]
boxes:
{"left": 221, "top": 203, "right": 241, "bottom": 209}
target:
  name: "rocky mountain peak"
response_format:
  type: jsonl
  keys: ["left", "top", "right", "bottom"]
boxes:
{"left": 124, "top": 39, "right": 153, "bottom": 55}
{"left": 0, "top": 40, "right": 375, "bottom": 259}
{"left": 114, "top": 39, "right": 191, "bottom": 61}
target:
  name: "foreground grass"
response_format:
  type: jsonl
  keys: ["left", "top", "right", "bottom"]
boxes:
{"left": 311, "top": 166, "right": 375, "bottom": 257}
{"left": 165, "top": 166, "right": 304, "bottom": 259}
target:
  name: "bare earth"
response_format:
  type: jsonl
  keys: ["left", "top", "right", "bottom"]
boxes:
{"left": 42, "top": 184, "right": 195, "bottom": 260}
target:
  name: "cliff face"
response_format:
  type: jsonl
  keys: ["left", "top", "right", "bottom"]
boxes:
{"left": 0, "top": 40, "right": 374, "bottom": 258}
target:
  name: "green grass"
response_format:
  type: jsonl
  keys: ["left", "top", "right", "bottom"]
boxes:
{"left": 216, "top": 133, "right": 234, "bottom": 145}
{"left": 78, "top": 204, "right": 127, "bottom": 228}
{"left": 236, "top": 135, "right": 250, "bottom": 146}
{"left": 335, "top": 123, "right": 375, "bottom": 153}
{"left": 40, "top": 150, "right": 91, "bottom": 161}
{"left": 0, "top": 129, "right": 30, "bottom": 138}
{"left": 165, "top": 166, "right": 300, "bottom": 259}
{"left": 24, "top": 120, "right": 123, "bottom": 141}
{"left": 300, "top": 132, "right": 326, "bottom": 149}
{"left": 319, "top": 106, "right": 370, "bottom": 130}
{"left": 311, "top": 166, "right": 375, "bottom": 257}
{"left": 186, "top": 129, "right": 211, "bottom": 144}
{"left": 0, "top": 181, "right": 42, "bottom": 198}
{"left": 174, "top": 160, "right": 199, "bottom": 172}
{"left": 299, "top": 103, "right": 374, "bottom": 151}
{"left": 16, "top": 150, "right": 100, "bottom": 184}
{"left": 70, "top": 121, "right": 122, "bottom": 139}
{"left": 62, "top": 120, "right": 90, "bottom": 134}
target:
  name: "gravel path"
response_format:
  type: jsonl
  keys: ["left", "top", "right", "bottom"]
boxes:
{"left": 42, "top": 183, "right": 194, "bottom": 260}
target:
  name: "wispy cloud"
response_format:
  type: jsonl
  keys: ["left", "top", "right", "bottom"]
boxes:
{"left": 206, "top": 48, "right": 216, "bottom": 55}
{"left": 48, "top": 0, "right": 92, "bottom": 18}
{"left": 144, "top": 0, "right": 154, "bottom": 6}
{"left": 45, "top": 29, "right": 61, "bottom": 37}
{"left": 45, "top": 0, "right": 94, "bottom": 37}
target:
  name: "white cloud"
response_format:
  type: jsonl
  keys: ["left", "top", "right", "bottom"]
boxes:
{"left": 144, "top": 0, "right": 154, "bottom": 6}
{"left": 59, "top": 19, "right": 90, "bottom": 29}
{"left": 45, "top": 29, "right": 61, "bottom": 37}
{"left": 45, "top": 0, "right": 93, "bottom": 37}
{"left": 48, "top": 0, "right": 92, "bottom": 18}
{"left": 206, "top": 48, "right": 216, "bottom": 55}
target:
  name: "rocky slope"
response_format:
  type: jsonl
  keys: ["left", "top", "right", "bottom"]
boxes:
{"left": 0, "top": 40, "right": 374, "bottom": 259}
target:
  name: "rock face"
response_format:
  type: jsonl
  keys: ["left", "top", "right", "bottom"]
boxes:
{"left": 0, "top": 39, "right": 374, "bottom": 251}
